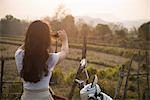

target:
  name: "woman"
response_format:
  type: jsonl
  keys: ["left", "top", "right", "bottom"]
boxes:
{"left": 15, "top": 20, "right": 69, "bottom": 100}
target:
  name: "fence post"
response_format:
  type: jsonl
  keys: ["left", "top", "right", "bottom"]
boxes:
{"left": 137, "top": 51, "right": 141, "bottom": 100}
{"left": 0, "top": 58, "right": 4, "bottom": 96}
{"left": 114, "top": 65, "right": 125, "bottom": 99}
{"left": 123, "top": 55, "right": 135, "bottom": 100}
{"left": 145, "top": 51, "right": 150, "bottom": 98}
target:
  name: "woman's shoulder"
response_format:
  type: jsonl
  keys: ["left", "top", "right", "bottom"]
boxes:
{"left": 47, "top": 52, "right": 60, "bottom": 66}
{"left": 49, "top": 52, "right": 60, "bottom": 57}
{"left": 15, "top": 48, "right": 24, "bottom": 59}
{"left": 15, "top": 48, "right": 24, "bottom": 72}
{"left": 48, "top": 52, "right": 60, "bottom": 61}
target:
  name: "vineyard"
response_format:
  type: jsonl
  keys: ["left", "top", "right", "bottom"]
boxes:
{"left": 0, "top": 0, "right": 150, "bottom": 99}
{"left": 0, "top": 34, "right": 149, "bottom": 100}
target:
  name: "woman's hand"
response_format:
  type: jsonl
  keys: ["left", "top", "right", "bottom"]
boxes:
{"left": 57, "top": 30, "right": 69, "bottom": 63}
{"left": 57, "top": 30, "right": 68, "bottom": 42}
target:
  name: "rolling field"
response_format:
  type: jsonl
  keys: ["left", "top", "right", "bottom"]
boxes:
{"left": 0, "top": 34, "right": 149, "bottom": 99}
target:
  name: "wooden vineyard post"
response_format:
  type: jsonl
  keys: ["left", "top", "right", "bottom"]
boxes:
{"left": 114, "top": 65, "right": 125, "bottom": 100}
{"left": 68, "top": 24, "right": 87, "bottom": 100}
{"left": 145, "top": 51, "right": 150, "bottom": 98}
{"left": 122, "top": 55, "right": 135, "bottom": 100}
{"left": 0, "top": 58, "right": 4, "bottom": 96}
{"left": 137, "top": 51, "right": 141, "bottom": 100}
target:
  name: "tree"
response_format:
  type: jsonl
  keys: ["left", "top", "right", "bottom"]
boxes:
{"left": 0, "top": 15, "right": 29, "bottom": 35}
{"left": 52, "top": 3, "right": 70, "bottom": 21}
{"left": 128, "top": 27, "right": 138, "bottom": 39}
{"left": 50, "top": 20, "right": 62, "bottom": 32}
{"left": 62, "top": 15, "right": 78, "bottom": 41}
{"left": 115, "top": 29, "right": 127, "bottom": 39}
{"left": 5, "top": 15, "right": 14, "bottom": 20}
{"left": 0, "top": 21, "right": 1, "bottom": 33}
{"left": 138, "top": 21, "right": 150, "bottom": 49}
{"left": 138, "top": 21, "right": 150, "bottom": 41}
{"left": 114, "top": 27, "right": 128, "bottom": 47}
{"left": 94, "top": 24, "right": 113, "bottom": 41}
{"left": 80, "top": 23, "right": 90, "bottom": 38}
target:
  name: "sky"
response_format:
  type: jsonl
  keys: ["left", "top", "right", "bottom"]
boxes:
{"left": 0, "top": 0, "right": 149, "bottom": 22}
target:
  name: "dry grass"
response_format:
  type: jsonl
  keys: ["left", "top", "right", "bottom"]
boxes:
{"left": 0, "top": 34, "right": 148, "bottom": 99}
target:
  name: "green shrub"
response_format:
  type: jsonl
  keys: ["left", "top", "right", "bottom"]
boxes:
{"left": 128, "top": 83, "right": 137, "bottom": 92}
{"left": 127, "top": 90, "right": 137, "bottom": 99}
{"left": 129, "top": 76, "right": 137, "bottom": 81}
{"left": 98, "top": 79, "right": 115, "bottom": 97}
{"left": 65, "top": 66, "right": 98, "bottom": 85}
{"left": 86, "top": 65, "right": 97, "bottom": 76}
{"left": 97, "top": 67, "right": 119, "bottom": 79}
{"left": 51, "top": 67, "right": 64, "bottom": 84}
{"left": 65, "top": 71, "right": 76, "bottom": 85}
{"left": 97, "top": 69, "right": 107, "bottom": 79}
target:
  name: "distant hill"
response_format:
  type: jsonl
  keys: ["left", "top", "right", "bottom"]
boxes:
{"left": 75, "top": 16, "right": 108, "bottom": 26}
{"left": 121, "top": 19, "right": 150, "bottom": 29}
{"left": 75, "top": 16, "right": 150, "bottom": 29}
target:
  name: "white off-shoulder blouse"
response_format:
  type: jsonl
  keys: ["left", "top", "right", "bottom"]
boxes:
{"left": 15, "top": 48, "right": 60, "bottom": 90}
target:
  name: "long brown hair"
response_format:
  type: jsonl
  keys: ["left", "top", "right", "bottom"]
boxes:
{"left": 21, "top": 20, "right": 51, "bottom": 83}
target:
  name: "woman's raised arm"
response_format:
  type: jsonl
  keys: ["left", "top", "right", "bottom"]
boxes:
{"left": 57, "top": 30, "right": 69, "bottom": 62}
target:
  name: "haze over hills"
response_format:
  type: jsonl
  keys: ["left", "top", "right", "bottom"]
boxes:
{"left": 121, "top": 19, "right": 150, "bottom": 29}
{"left": 75, "top": 16, "right": 150, "bottom": 29}
{"left": 75, "top": 16, "right": 108, "bottom": 26}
